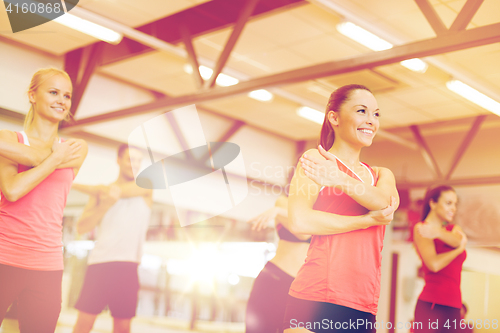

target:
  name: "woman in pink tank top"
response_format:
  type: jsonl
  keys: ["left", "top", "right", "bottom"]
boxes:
{"left": 282, "top": 84, "right": 399, "bottom": 333}
{"left": 0, "top": 68, "right": 87, "bottom": 333}
{"left": 412, "top": 185, "right": 467, "bottom": 333}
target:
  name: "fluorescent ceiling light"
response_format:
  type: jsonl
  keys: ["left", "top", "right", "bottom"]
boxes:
{"left": 199, "top": 65, "right": 213, "bottom": 80}
{"left": 297, "top": 106, "right": 324, "bottom": 124}
{"left": 183, "top": 65, "right": 239, "bottom": 86}
{"left": 337, "top": 21, "right": 393, "bottom": 51}
{"left": 216, "top": 73, "right": 239, "bottom": 87}
{"left": 183, "top": 64, "right": 194, "bottom": 74}
{"left": 446, "top": 80, "right": 500, "bottom": 116}
{"left": 54, "top": 13, "right": 122, "bottom": 44}
{"left": 337, "top": 22, "right": 428, "bottom": 73}
{"left": 228, "top": 273, "right": 240, "bottom": 285}
{"left": 400, "top": 58, "right": 428, "bottom": 73}
{"left": 248, "top": 89, "right": 273, "bottom": 102}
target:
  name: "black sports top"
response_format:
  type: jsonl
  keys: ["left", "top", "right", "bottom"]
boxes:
{"left": 276, "top": 223, "right": 311, "bottom": 243}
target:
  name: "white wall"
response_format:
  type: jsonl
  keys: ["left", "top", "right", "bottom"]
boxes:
{"left": 0, "top": 40, "right": 63, "bottom": 113}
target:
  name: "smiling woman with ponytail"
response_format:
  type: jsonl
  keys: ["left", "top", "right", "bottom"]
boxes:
{"left": 282, "top": 84, "right": 399, "bottom": 333}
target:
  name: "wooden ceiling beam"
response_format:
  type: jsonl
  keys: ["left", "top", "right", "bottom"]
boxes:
{"left": 60, "top": 22, "right": 500, "bottom": 131}
{"left": 414, "top": 0, "right": 448, "bottom": 36}
{"left": 180, "top": 24, "right": 204, "bottom": 89}
{"left": 410, "top": 125, "right": 443, "bottom": 179}
{"left": 206, "top": 0, "right": 260, "bottom": 88}
{"left": 64, "top": 43, "right": 103, "bottom": 121}
{"left": 445, "top": 115, "right": 486, "bottom": 180}
{"left": 200, "top": 120, "right": 245, "bottom": 162}
{"left": 216, "top": 120, "right": 245, "bottom": 143}
{"left": 96, "top": 0, "right": 306, "bottom": 67}
{"left": 449, "top": 0, "right": 484, "bottom": 32}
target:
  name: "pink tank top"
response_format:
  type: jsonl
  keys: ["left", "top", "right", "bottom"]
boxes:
{"left": 289, "top": 161, "right": 385, "bottom": 315}
{"left": 418, "top": 223, "right": 466, "bottom": 308}
{"left": 0, "top": 132, "right": 74, "bottom": 270}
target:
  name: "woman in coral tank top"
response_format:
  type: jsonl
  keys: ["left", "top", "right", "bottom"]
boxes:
{"left": 412, "top": 185, "right": 467, "bottom": 333}
{"left": 0, "top": 68, "right": 87, "bottom": 333}
{"left": 282, "top": 84, "right": 399, "bottom": 333}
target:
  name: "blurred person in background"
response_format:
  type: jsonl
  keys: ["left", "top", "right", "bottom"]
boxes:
{"left": 412, "top": 185, "right": 467, "bottom": 333}
{"left": 245, "top": 194, "right": 311, "bottom": 333}
{"left": 71, "top": 144, "right": 152, "bottom": 333}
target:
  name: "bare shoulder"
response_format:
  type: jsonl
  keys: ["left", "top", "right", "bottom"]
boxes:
{"left": 293, "top": 149, "right": 323, "bottom": 194}
{"left": 78, "top": 139, "right": 88, "bottom": 153}
{"left": 372, "top": 166, "right": 395, "bottom": 178}
{"left": 69, "top": 138, "right": 88, "bottom": 149}
{"left": 413, "top": 221, "right": 423, "bottom": 233}
{"left": 275, "top": 195, "right": 288, "bottom": 208}
{"left": 302, "top": 148, "right": 322, "bottom": 159}
{"left": 296, "top": 148, "right": 320, "bottom": 174}
{"left": 0, "top": 129, "right": 18, "bottom": 142}
{"left": 412, "top": 222, "right": 426, "bottom": 245}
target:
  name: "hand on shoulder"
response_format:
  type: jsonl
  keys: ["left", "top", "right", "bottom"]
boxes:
{"left": 300, "top": 147, "right": 346, "bottom": 187}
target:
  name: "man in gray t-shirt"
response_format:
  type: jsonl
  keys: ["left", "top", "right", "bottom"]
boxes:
{"left": 71, "top": 145, "right": 153, "bottom": 333}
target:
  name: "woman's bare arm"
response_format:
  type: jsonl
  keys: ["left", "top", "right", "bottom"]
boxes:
{"left": 418, "top": 223, "right": 463, "bottom": 248}
{"left": 414, "top": 223, "right": 467, "bottom": 272}
{"left": 285, "top": 149, "right": 396, "bottom": 236}
{"left": 0, "top": 132, "right": 76, "bottom": 202}
{"left": 0, "top": 130, "right": 51, "bottom": 167}
{"left": 300, "top": 145, "right": 399, "bottom": 211}
{"left": 76, "top": 186, "right": 120, "bottom": 234}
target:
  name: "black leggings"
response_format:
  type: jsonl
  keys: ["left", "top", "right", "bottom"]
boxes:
{"left": 245, "top": 261, "right": 294, "bottom": 333}
{"left": 283, "top": 295, "right": 376, "bottom": 333}
{"left": 0, "top": 263, "right": 63, "bottom": 333}
{"left": 414, "top": 300, "right": 465, "bottom": 332}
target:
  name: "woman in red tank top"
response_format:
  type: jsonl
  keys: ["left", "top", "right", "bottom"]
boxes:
{"left": 412, "top": 185, "right": 467, "bottom": 333}
{"left": 282, "top": 84, "right": 399, "bottom": 333}
{"left": 0, "top": 68, "right": 87, "bottom": 333}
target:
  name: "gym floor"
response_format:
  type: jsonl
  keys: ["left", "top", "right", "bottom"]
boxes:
{"left": 0, "top": 308, "right": 244, "bottom": 333}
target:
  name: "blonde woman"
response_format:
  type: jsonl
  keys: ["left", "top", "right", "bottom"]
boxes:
{"left": 0, "top": 68, "right": 87, "bottom": 333}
